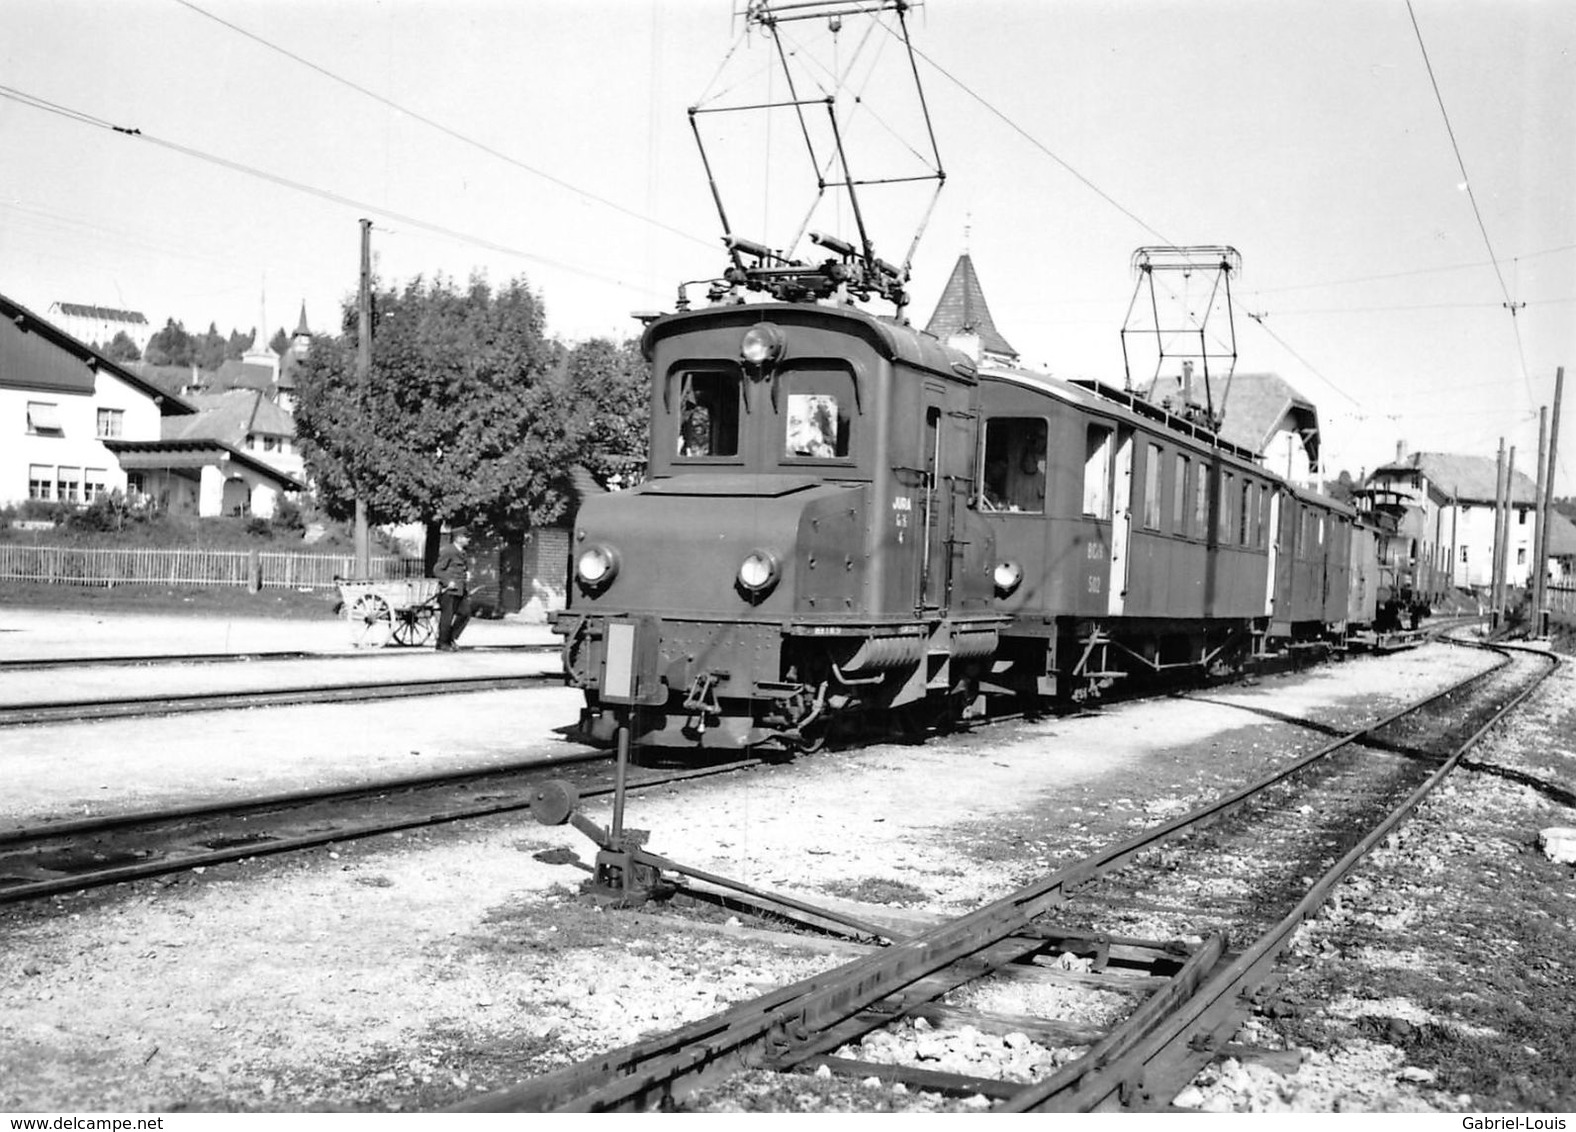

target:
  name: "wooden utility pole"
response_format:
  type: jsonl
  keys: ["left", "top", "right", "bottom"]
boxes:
{"left": 1503, "top": 445, "right": 1517, "bottom": 598}
{"left": 354, "top": 218, "right": 373, "bottom": 578}
{"left": 1540, "top": 366, "right": 1566, "bottom": 623}
{"left": 1490, "top": 439, "right": 1507, "bottom": 617}
{"left": 1532, "top": 406, "right": 1549, "bottom": 622}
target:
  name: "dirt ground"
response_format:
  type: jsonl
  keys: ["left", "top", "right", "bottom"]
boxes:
{"left": 2, "top": 639, "right": 1572, "bottom": 1113}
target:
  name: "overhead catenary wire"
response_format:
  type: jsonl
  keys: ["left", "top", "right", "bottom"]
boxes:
{"left": 0, "top": 84, "right": 663, "bottom": 300}
{"left": 902, "top": 36, "right": 1362, "bottom": 411}
{"left": 1405, "top": 0, "right": 1536, "bottom": 405}
{"left": 172, "top": 0, "right": 715, "bottom": 253}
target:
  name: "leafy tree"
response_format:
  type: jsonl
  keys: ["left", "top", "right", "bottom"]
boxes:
{"left": 293, "top": 273, "right": 572, "bottom": 530}
{"left": 270, "top": 328, "right": 290, "bottom": 355}
{"left": 194, "top": 323, "right": 227, "bottom": 371}
{"left": 104, "top": 331, "right": 142, "bottom": 363}
{"left": 144, "top": 318, "right": 193, "bottom": 367}
{"left": 226, "top": 329, "right": 251, "bottom": 359}
{"left": 559, "top": 337, "right": 649, "bottom": 490}
{"left": 1324, "top": 469, "right": 1357, "bottom": 505}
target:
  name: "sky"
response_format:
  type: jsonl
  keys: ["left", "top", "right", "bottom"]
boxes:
{"left": 2, "top": 0, "right": 1573, "bottom": 492}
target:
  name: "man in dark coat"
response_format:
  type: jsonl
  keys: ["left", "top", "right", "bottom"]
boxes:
{"left": 433, "top": 526, "right": 472, "bottom": 651}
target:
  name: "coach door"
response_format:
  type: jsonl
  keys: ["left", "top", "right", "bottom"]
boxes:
{"left": 1106, "top": 427, "right": 1135, "bottom": 616}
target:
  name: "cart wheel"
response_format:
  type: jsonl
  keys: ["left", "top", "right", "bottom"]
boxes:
{"left": 393, "top": 605, "right": 437, "bottom": 647}
{"left": 348, "top": 593, "right": 393, "bottom": 648}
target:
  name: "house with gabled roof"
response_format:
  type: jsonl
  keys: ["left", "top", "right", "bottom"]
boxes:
{"left": 2, "top": 291, "right": 194, "bottom": 511}
{"left": 1366, "top": 447, "right": 1556, "bottom": 591}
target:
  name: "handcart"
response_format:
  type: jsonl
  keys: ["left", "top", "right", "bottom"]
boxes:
{"left": 337, "top": 577, "right": 441, "bottom": 648}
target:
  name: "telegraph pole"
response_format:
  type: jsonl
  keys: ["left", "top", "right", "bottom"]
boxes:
{"left": 1540, "top": 366, "right": 1566, "bottom": 627}
{"left": 354, "top": 218, "right": 373, "bottom": 578}
{"left": 1532, "top": 406, "right": 1549, "bottom": 625}
{"left": 1490, "top": 439, "right": 1507, "bottom": 619}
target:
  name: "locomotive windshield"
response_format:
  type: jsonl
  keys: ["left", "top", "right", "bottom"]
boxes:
{"left": 676, "top": 370, "right": 741, "bottom": 458}
{"left": 780, "top": 368, "right": 854, "bottom": 462}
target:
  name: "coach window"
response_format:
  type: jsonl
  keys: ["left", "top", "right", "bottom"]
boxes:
{"left": 1218, "top": 472, "right": 1235, "bottom": 543}
{"left": 1173, "top": 454, "right": 1189, "bottom": 535}
{"left": 1239, "top": 480, "right": 1253, "bottom": 546}
{"left": 675, "top": 370, "right": 741, "bottom": 458}
{"left": 982, "top": 417, "right": 1047, "bottom": 512}
{"left": 1138, "top": 444, "right": 1162, "bottom": 529}
{"left": 1083, "top": 424, "right": 1114, "bottom": 518}
{"left": 1194, "top": 466, "right": 1209, "bottom": 539}
{"left": 782, "top": 369, "right": 853, "bottom": 461}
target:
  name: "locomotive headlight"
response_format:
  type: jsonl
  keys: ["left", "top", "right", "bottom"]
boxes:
{"left": 738, "top": 549, "right": 780, "bottom": 594}
{"left": 575, "top": 545, "right": 619, "bottom": 591}
{"left": 740, "top": 322, "right": 785, "bottom": 367}
{"left": 993, "top": 561, "right": 1024, "bottom": 598}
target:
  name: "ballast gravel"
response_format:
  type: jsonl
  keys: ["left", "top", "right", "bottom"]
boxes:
{"left": 2, "top": 637, "right": 1572, "bottom": 1113}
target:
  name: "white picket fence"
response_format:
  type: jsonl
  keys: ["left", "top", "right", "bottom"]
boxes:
{"left": 0, "top": 544, "right": 423, "bottom": 589}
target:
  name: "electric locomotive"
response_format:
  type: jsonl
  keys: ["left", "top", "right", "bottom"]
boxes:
{"left": 554, "top": 301, "right": 1005, "bottom": 751}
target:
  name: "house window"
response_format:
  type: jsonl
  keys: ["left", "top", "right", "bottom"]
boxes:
{"left": 1142, "top": 444, "right": 1163, "bottom": 530}
{"left": 1517, "top": 547, "right": 1527, "bottom": 565}
{"left": 127, "top": 472, "right": 146, "bottom": 500}
{"left": 1461, "top": 546, "right": 1469, "bottom": 563}
{"left": 1518, "top": 509, "right": 1528, "bottom": 525}
{"left": 27, "top": 402, "right": 63, "bottom": 436}
{"left": 676, "top": 370, "right": 741, "bottom": 458}
{"left": 96, "top": 408, "right": 124, "bottom": 438}
{"left": 1083, "top": 425, "right": 1114, "bottom": 518}
{"left": 85, "top": 468, "right": 108, "bottom": 502}
{"left": 56, "top": 466, "right": 81, "bottom": 505}
{"left": 263, "top": 436, "right": 279, "bottom": 453}
{"left": 245, "top": 434, "right": 257, "bottom": 450}
{"left": 981, "top": 417, "right": 1047, "bottom": 513}
{"left": 28, "top": 465, "right": 53, "bottom": 501}
{"left": 1173, "top": 454, "right": 1189, "bottom": 535}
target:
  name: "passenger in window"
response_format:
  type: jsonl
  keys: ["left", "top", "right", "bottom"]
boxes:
{"left": 679, "top": 401, "right": 712, "bottom": 457}
{"left": 981, "top": 458, "right": 1013, "bottom": 510}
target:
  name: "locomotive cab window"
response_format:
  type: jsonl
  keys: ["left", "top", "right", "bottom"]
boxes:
{"left": 981, "top": 417, "right": 1047, "bottom": 513}
{"left": 675, "top": 370, "right": 741, "bottom": 458}
{"left": 781, "top": 369, "right": 854, "bottom": 461}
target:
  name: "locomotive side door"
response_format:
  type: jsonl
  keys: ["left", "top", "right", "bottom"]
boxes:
{"left": 918, "top": 400, "right": 946, "bottom": 612}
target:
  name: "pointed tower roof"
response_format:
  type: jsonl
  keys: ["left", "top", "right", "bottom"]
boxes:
{"left": 924, "top": 253, "right": 1018, "bottom": 362}
{"left": 293, "top": 301, "right": 310, "bottom": 338}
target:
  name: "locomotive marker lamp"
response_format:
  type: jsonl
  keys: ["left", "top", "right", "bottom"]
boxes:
{"left": 575, "top": 544, "right": 620, "bottom": 593}
{"left": 993, "top": 561, "right": 1024, "bottom": 598}
{"left": 737, "top": 549, "right": 781, "bottom": 600}
{"left": 740, "top": 322, "right": 785, "bottom": 370}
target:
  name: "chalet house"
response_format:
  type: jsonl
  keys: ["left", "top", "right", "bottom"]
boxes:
{"left": 2, "top": 292, "right": 193, "bottom": 510}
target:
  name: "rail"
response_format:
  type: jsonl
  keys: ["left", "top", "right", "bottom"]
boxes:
{"left": 0, "top": 544, "right": 421, "bottom": 589}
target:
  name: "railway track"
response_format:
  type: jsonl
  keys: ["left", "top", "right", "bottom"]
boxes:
{"left": 0, "top": 642, "right": 557, "bottom": 671}
{"left": 461, "top": 640, "right": 1555, "bottom": 1112}
{"left": 0, "top": 670, "right": 562, "bottom": 727}
{"left": 0, "top": 749, "right": 760, "bottom": 906}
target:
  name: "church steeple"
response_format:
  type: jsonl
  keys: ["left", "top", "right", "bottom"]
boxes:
{"left": 924, "top": 253, "right": 1018, "bottom": 364}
